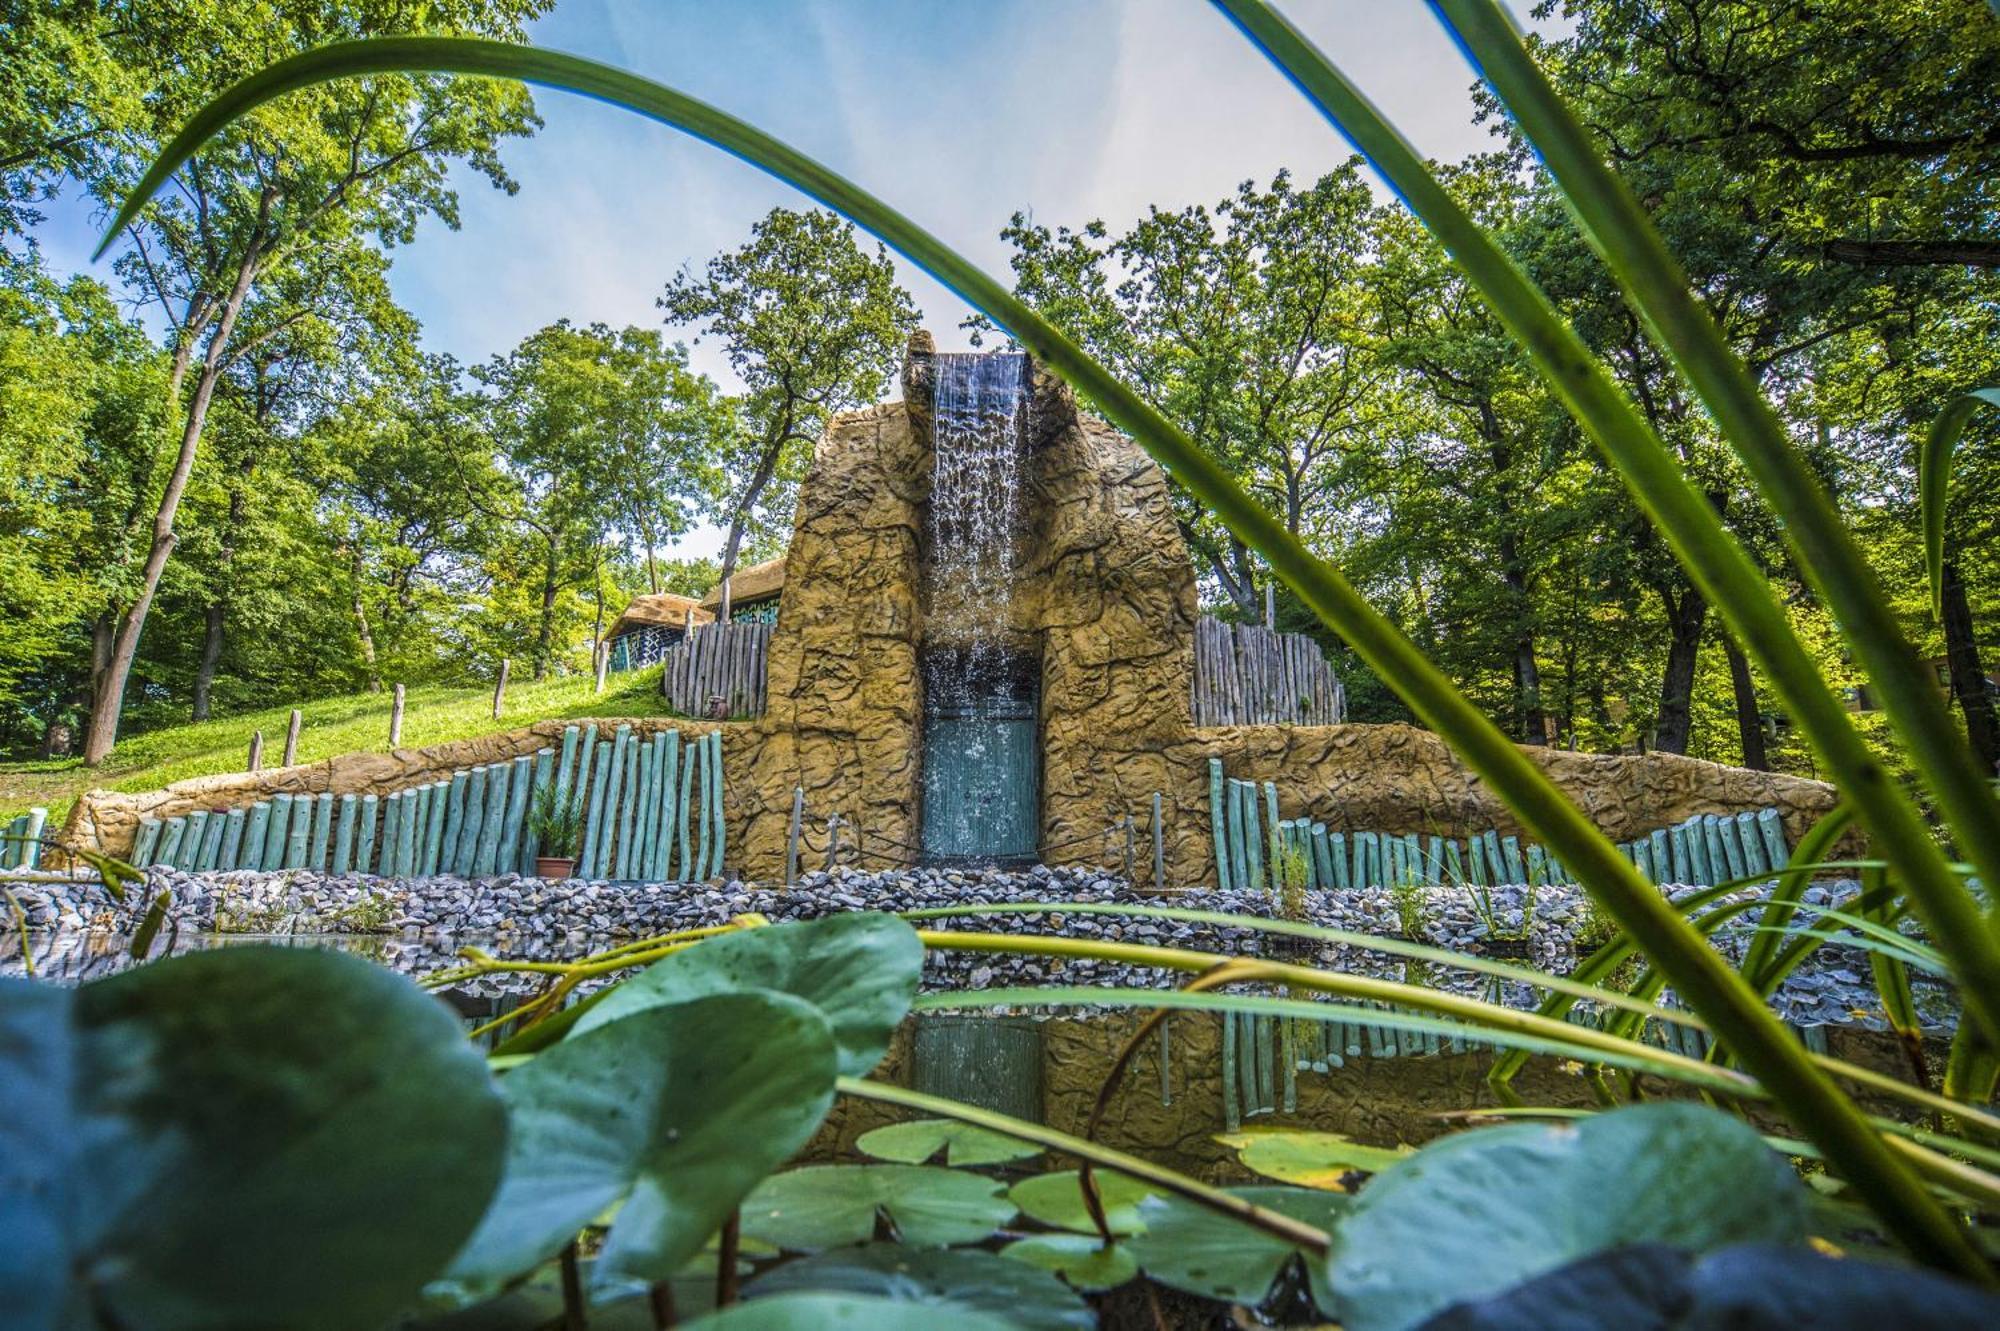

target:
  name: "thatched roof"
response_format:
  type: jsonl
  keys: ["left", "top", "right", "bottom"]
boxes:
{"left": 609, "top": 592, "right": 711, "bottom": 639}
{"left": 700, "top": 557, "right": 786, "bottom": 611}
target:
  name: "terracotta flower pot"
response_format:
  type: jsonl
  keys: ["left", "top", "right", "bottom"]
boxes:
{"left": 535, "top": 856, "right": 576, "bottom": 880}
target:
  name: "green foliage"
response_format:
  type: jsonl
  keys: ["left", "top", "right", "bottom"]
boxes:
{"left": 1124, "top": 1186, "right": 1347, "bottom": 1308}
{"left": 741, "top": 1165, "right": 1016, "bottom": 1251}
{"left": 525, "top": 776, "right": 583, "bottom": 859}
{"left": 742, "top": 1245, "right": 1093, "bottom": 1331}
{"left": 683, "top": 1293, "right": 1019, "bottom": 1331}
{"left": 856, "top": 1117, "right": 1045, "bottom": 1167}
{"left": 1007, "top": 1169, "right": 1163, "bottom": 1237}
{"left": 1328, "top": 1104, "right": 1810, "bottom": 1331}
{"left": 0, "top": 946, "right": 506, "bottom": 1330}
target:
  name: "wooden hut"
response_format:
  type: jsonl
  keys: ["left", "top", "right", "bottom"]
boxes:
{"left": 701, "top": 557, "right": 786, "bottom": 625}
{"left": 605, "top": 592, "right": 712, "bottom": 672}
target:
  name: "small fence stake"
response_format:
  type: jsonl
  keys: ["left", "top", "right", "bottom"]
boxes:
{"left": 594, "top": 641, "right": 610, "bottom": 695}
{"left": 824, "top": 814, "right": 843, "bottom": 871}
{"left": 786, "top": 786, "right": 804, "bottom": 886}
{"left": 1152, "top": 791, "right": 1165, "bottom": 889}
{"left": 282, "top": 708, "right": 302, "bottom": 766}
{"left": 492, "top": 657, "right": 510, "bottom": 719}
{"left": 246, "top": 729, "right": 264, "bottom": 773}
{"left": 389, "top": 683, "right": 405, "bottom": 748}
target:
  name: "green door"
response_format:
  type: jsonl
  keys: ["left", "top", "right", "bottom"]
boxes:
{"left": 922, "top": 652, "right": 1038, "bottom": 860}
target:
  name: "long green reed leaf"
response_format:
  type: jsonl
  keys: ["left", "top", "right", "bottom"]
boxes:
{"left": 1740, "top": 806, "right": 1855, "bottom": 991}
{"left": 106, "top": 31, "right": 1978, "bottom": 1273}
{"left": 1430, "top": 0, "right": 2000, "bottom": 1042}
{"left": 1919, "top": 389, "right": 2000, "bottom": 616}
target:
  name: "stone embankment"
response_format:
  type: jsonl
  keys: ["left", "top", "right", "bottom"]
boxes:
{"left": 3, "top": 862, "right": 1926, "bottom": 1033}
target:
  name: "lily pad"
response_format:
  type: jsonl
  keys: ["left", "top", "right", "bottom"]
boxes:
{"left": 858, "top": 1117, "right": 1043, "bottom": 1166}
{"left": 1217, "top": 1128, "right": 1411, "bottom": 1189}
{"left": 574, "top": 913, "right": 923, "bottom": 1075}
{"left": 1007, "top": 1168, "right": 1165, "bottom": 1235}
{"left": 441, "top": 991, "right": 836, "bottom": 1297}
{"left": 684, "top": 1292, "right": 1021, "bottom": 1330}
{"left": 1124, "top": 1185, "right": 1348, "bottom": 1308}
{"left": 1331, "top": 1104, "right": 1812, "bottom": 1331}
{"left": 742, "top": 1164, "right": 1016, "bottom": 1250}
{"left": 745, "top": 1244, "right": 1093, "bottom": 1330}
{"left": 1417, "top": 1242, "right": 2000, "bottom": 1330}
{"left": 0, "top": 946, "right": 506, "bottom": 1331}
{"left": 1000, "top": 1233, "right": 1140, "bottom": 1292}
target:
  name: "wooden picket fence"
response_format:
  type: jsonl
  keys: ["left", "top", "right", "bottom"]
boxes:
{"left": 664, "top": 621, "right": 771, "bottom": 719}
{"left": 1209, "top": 759, "right": 1792, "bottom": 896}
{"left": 0, "top": 807, "right": 47, "bottom": 870}
{"left": 129, "top": 724, "right": 728, "bottom": 884}
{"left": 1192, "top": 617, "right": 1344, "bottom": 727}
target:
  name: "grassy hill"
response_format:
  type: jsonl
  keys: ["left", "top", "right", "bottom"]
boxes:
{"left": 0, "top": 668, "right": 670, "bottom": 828}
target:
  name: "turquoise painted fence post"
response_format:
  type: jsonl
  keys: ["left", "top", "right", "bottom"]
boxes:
{"left": 1501, "top": 835, "right": 1526, "bottom": 884}
{"left": 592, "top": 727, "right": 631, "bottom": 877}
{"left": 498, "top": 754, "right": 533, "bottom": 872}
{"left": 220, "top": 808, "right": 246, "bottom": 869}
{"left": 617, "top": 737, "right": 646, "bottom": 879}
{"left": 1684, "top": 816, "right": 1713, "bottom": 885}
{"left": 439, "top": 772, "right": 467, "bottom": 869}
{"left": 675, "top": 734, "right": 697, "bottom": 882}
{"left": 0, "top": 814, "right": 19, "bottom": 869}
{"left": 451, "top": 767, "right": 486, "bottom": 877}
{"left": 1239, "top": 781, "right": 1265, "bottom": 896}
{"left": 19, "top": 807, "right": 45, "bottom": 869}
{"left": 240, "top": 803, "right": 270, "bottom": 872}
{"left": 1221, "top": 1010, "right": 1241, "bottom": 1133}
{"left": 1715, "top": 812, "right": 1748, "bottom": 881}
{"left": 628, "top": 737, "right": 656, "bottom": 879}
{"left": 307, "top": 793, "right": 333, "bottom": 871}
{"left": 554, "top": 724, "right": 582, "bottom": 805}
{"left": 1756, "top": 808, "right": 1790, "bottom": 868}
{"left": 692, "top": 732, "right": 712, "bottom": 882}
{"left": 173, "top": 813, "right": 206, "bottom": 871}
{"left": 650, "top": 732, "right": 678, "bottom": 881}
{"left": 1734, "top": 812, "right": 1767, "bottom": 875}
{"left": 1208, "top": 758, "right": 1230, "bottom": 891}
{"left": 1699, "top": 814, "right": 1728, "bottom": 883}
{"left": 419, "top": 782, "right": 446, "bottom": 875}
{"left": 1311, "top": 823, "right": 1334, "bottom": 891}
{"left": 520, "top": 750, "right": 554, "bottom": 874}
{"left": 1328, "top": 831, "right": 1349, "bottom": 889}
{"left": 381, "top": 795, "right": 404, "bottom": 875}
{"left": 331, "top": 795, "right": 357, "bottom": 873}
{"left": 398, "top": 784, "right": 422, "bottom": 875}
{"left": 1352, "top": 831, "right": 1376, "bottom": 889}
{"left": 580, "top": 737, "right": 613, "bottom": 879}
{"left": 1223, "top": 778, "right": 1248, "bottom": 892}
{"left": 194, "top": 812, "right": 224, "bottom": 872}
{"left": 355, "top": 794, "right": 379, "bottom": 873}
{"left": 708, "top": 731, "right": 726, "bottom": 879}
{"left": 1526, "top": 843, "right": 1547, "bottom": 888}
{"left": 154, "top": 818, "right": 186, "bottom": 869}
{"left": 1261, "top": 782, "right": 1283, "bottom": 893}
{"left": 476, "top": 763, "right": 509, "bottom": 876}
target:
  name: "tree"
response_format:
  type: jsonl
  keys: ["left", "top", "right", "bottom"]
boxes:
{"left": 41, "top": 0, "right": 548, "bottom": 764}
{"left": 660, "top": 206, "right": 916, "bottom": 589}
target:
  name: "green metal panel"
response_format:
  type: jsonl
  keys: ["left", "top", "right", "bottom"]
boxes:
{"left": 921, "top": 714, "right": 1037, "bottom": 858}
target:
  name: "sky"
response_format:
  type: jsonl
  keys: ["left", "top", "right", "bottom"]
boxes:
{"left": 33, "top": 0, "right": 1541, "bottom": 557}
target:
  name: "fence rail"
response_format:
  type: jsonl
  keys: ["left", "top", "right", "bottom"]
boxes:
{"left": 1192, "top": 617, "right": 1344, "bottom": 727}
{"left": 128, "top": 724, "right": 728, "bottom": 884}
{"left": 664, "top": 620, "right": 771, "bottom": 719}
{"left": 1208, "top": 759, "right": 1792, "bottom": 896}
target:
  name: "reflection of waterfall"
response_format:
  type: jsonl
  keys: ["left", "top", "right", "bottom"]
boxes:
{"left": 924, "top": 353, "right": 1029, "bottom": 713}
{"left": 922, "top": 353, "right": 1037, "bottom": 860}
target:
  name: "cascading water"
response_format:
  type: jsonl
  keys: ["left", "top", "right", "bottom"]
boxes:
{"left": 921, "top": 352, "right": 1037, "bottom": 859}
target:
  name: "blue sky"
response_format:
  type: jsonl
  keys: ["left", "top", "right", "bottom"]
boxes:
{"left": 34, "top": 0, "right": 1539, "bottom": 556}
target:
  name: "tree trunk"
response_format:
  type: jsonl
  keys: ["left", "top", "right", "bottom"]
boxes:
{"left": 534, "top": 535, "right": 561, "bottom": 681}
{"left": 192, "top": 604, "right": 224, "bottom": 722}
{"left": 1722, "top": 630, "right": 1770, "bottom": 770}
{"left": 82, "top": 229, "right": 264, "bottom": 766}
{"left": 1654, "top": 585, "right": 1710, "bottom": 755}
{"left": 354, "top": 595, "right": 382, "bottom": 692}
{"left": 1941, "top": 556, "right": 2000, "bottom": 776}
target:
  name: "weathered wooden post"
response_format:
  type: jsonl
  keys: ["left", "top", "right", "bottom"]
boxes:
{"left": 1152, "top": 791, "right": 1165, "bottom": 890}
{"left": 492, "top": 658, "right": 510, "bottom": 719}
{"left": 786, "top": 786, "right": 804, "bottom": 886}
{"left": 282, "top": 708, "right": 302, "bottom": 766}
{"left": 594, "top": 640, "right": 610, "bottom": 695}
{"left": 719, "top": 575, "right": 733, "bottom": 622}
{"left": 246, "top": 729, "right": 264, "bottom": 772}
{"left": 1119, "top": 813, "right": 1135, "bottom": 880}
{"left": 389, "top": 683, "right": 405, "bottom": 747}
{"left": 1264, "top": 581, "right": 1275, "bottom": 630}
{"left": 824, "top": 813, "right": 842, "bottom": 871}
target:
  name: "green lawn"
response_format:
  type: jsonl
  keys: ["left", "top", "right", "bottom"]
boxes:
{"left": 0, "top": 668, "right": 670, "bottom": 827}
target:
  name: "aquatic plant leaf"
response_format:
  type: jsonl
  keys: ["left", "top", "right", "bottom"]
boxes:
{"left": 742, "top": 1164, "right": 1015, "bottom": 1250}
{"left": 744, "top": 1243, "right": 1092, "bottom": 1330}
{"left": 0, "top": 947, "right": 505, "bottom": 1331}
{"left": 1330, "top": 1103, "right": 1811, "bottom": 1331}
{"left": 1124, "top": 1185, "right": 1348, "bottom": 1307}
{"left": 575, "top": 913, "right": 923, "bottom": 1075}
{"left": 440, "top": 992, "right": 836, "bottom": 1298}
{"left": 857, "top": 1117, "right": 1043, "bottom": 1166}
{"left": 683, "top": 1292, "right": 1020, "bottom": 1330}
{"left": 1216, "top": 1129, "right": 1411, "bottom": 1190}
{"left": 999, "top": 1234, "right": 1139, "bottom": 1292}
{"left": 1416, "top": 1242, "right": 2000, "bottom": 1330}
{"left": 1007, "top": 1169, "right": 1165, "bottom": 1236}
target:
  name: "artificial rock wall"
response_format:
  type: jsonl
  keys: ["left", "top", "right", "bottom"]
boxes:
{"left": 66, "top": 335, "right": 1839, "bottom": 881}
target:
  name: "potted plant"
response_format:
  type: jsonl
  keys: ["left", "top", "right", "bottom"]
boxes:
{"left": 528, "top": 780, "right": 584, "bottom": 880}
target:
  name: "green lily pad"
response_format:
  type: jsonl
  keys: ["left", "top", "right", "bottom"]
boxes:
{"left": 1416, "top": 1242, "right": 2000, "bottom": 1330}
{"left": 1000, "top": 1233, "right": 1140, "bottom": 1292}
{"left": 684, "top": 1293, "right": 1021, "bottom": 1330}
{"left": 741, "top": 1165, "right": 1016, "bottom": 1250}
{"left": 857, "top": 1117, "right": 1043, "bottom": 1166}
{"left": 1124, "top": 1185, "right": 1348, "bottom": 1308}
{"left": 1217, "top": 1128, "right": 1411, "bottom": 1189}
{"left": 574, "top": 913, "right": 923, "bottom": 1075}
{"left": 745, "top": 1244, "right": 1093, "bottom": 1330}
{"left": 440, "top": 992, "right": 836, "bottom": 1298}
{"left": 1007, "top": 1169, "right": 1165, "bottom": 1236}
{"left": 0, "top": 946, "right": 505, "bottom": 1331}
{"left": 1331, "top": 1103, "right": 1812, "bottom": 1331}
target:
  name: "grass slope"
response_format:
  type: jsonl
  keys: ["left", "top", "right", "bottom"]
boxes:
{"left": 0, "top": 668, "right": 670, "bottom": 826}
